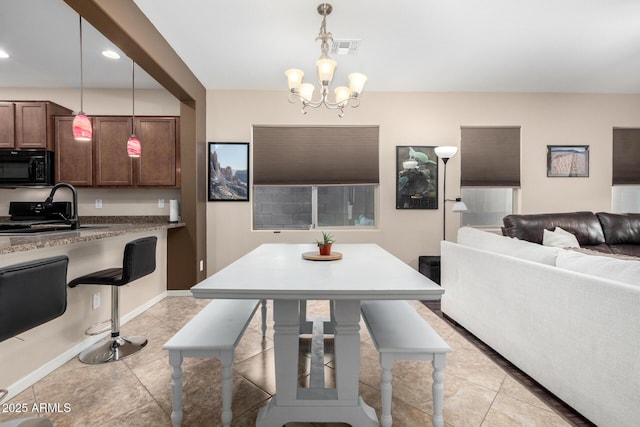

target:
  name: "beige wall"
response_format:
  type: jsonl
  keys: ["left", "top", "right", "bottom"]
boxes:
{"left": 206, "top": 90, "right": 640, "bottom": 272}
{"left": 0, "top": 87, "right": 180, "bottom": 116}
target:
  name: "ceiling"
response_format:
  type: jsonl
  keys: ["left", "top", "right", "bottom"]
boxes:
{"left": 3, "top": 0, "right": 640, "bottom": 93}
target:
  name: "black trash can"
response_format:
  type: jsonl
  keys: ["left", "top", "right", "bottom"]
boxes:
{"left": 418, "top": 255, "right": 441, "bottom": 285}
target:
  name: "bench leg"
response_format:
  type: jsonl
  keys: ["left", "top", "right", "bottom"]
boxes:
{"left": 221, "top": 351, "right": 234, "bottom": 427}
{"left": 261, "top": 299, "right": 267, "bottom": 338}
{"left": 379, "top": 354, "right": 394, "bottom": 427}
{"left": 168, "top": 351, "right": 184, "bottom": 427}
{"left": 432, "top": 353, "right": 447, "bottom": 427}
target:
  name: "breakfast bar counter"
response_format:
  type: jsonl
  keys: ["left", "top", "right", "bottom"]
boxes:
{"left": 0, "top": 218, "right": 177, "bottom": 400}
{"left": 0, "top": 218, "right": 184, "bottom": 255}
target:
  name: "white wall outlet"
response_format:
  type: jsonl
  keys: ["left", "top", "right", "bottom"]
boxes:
{"left": 95, "top": 199, "right": 102, "bottom": 209}
{"left": 158, "top": 199, "right": 165, "bottom": 208}
{"left": 199, "top": 260, "right": 204, "bottom": 271}
{"left": 92, "top": 293, "right": 101, "bottom": 310}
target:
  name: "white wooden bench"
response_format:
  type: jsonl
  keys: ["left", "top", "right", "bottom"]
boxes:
{"left": 163, "top": 298, "right": 266, "bottom": 427}
{"left": 360, "top": 300, "right": 452, "bottom": 427}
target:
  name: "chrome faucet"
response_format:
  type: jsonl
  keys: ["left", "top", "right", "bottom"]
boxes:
{"left": 44, "top": 182, "right": 80, "bottom": 229}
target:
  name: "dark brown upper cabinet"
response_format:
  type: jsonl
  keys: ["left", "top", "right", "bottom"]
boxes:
{"left": 1, "top": 101, "right": 72, "bottom": 150}
{"left": 54, "top": 115, "right": 180, "bottom": 188}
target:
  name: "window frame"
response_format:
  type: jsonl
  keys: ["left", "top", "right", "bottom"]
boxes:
{"left": 252, "top": 184, "right": 379, "bottom": 231}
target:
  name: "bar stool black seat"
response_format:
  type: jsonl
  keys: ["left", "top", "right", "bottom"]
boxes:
{"left": 0, "top": 255, "right": 68, "bottom": 426}
{"left": 68, "top": 236, "right": 157, "bottom": 364}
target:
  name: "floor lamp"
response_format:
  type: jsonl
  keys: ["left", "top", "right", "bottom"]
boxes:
{"left": 435, "top": 146, "right": 468, "bottom": 241}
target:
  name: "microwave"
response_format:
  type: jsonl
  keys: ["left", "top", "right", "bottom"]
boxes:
{"left": 0, "top": 150, "right": 55, "bottom": 186}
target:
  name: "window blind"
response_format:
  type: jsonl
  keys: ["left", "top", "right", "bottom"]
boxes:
{"left": 612, "top": 128, "right": 640, "bottom": 185}
{"left": 252, "top": 125, "right": 379, "bottom": 185}
{"left": 460, "top": 126, "right": 521, "bottom": 187}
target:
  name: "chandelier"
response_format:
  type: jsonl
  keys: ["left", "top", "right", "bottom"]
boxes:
{"left": 285, "top": 3, "right": 367, "bottom": 118}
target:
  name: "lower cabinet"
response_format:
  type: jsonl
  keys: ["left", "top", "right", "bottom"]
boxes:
{"left": 54, "top": 116, "right": 180, "bottom": 188}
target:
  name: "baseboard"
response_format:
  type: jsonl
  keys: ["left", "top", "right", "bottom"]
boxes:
{"left": 2, "top": 291, "right": 168, "bottom": 403}
{"left": 166, "top": 290, "right": 192, "bottom": 297}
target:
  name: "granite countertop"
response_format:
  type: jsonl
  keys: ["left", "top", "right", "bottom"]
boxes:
{"left": 0, "top": 216, "right": 185, "bottom": 255}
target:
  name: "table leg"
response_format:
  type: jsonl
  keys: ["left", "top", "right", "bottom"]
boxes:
{"left": 272, "top": 299, "right": 300, "bottom": 403}
{"left": 256, "top": 298, "right": 378, "bottom": 427}
{"left": 332, "top": 299, "right": 363, "bottom": 403}
{"left": 432, "top": 353, "right": 447, "bottom": 427}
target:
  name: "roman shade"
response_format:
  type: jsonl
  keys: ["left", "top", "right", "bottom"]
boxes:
{"left": 460, "top": 126, "right": 521, "bottom": 187}
{"left": 252, "top": 125, "right": 379, "bottom": 185}
{"left": 612, "top": 128, "right": 640, "bottom": 185}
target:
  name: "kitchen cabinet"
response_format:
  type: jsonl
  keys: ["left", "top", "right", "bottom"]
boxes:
{"left": 135, "top": 117, "right": 179, "bottom": 187}
{"left": 0, "top": 102, "right": 15, "bottom": 148}
{"left": 54, "top": 115, "right": 180, "bottom": 188}
{"left": 54, "top": 116, "right": 93, "bottom": 186}
{"left": 0, "top": 101, "right": 72, "bottom": 150}
{"left": 95, "top": 116, "right": 134, "bottom": 186}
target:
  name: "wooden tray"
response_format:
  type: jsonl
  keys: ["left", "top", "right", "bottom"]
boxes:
{"left": 302, "top": 251, "right": 343, "bottom": 261}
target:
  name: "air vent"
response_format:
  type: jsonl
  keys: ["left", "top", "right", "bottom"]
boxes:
{"left": 331, "top": 39, "right": 361, "bottom": 56}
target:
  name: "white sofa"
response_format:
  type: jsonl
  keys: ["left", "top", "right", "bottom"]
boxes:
{"left": 441, "top": 227, "right": 640, "bottom": 427}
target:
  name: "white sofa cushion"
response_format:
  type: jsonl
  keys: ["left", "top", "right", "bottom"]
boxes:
{"left": 457, "top": 226, "right": 562, "bottom": 265}
{"left": 542, "top": 227, "right": 580, "bottom": 248}
{"left": 556, "top": 250, "right": 640, "bottom": 287}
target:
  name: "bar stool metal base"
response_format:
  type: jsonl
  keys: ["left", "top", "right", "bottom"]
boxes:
{"left": 79, "top": 335, "right": 147, "bottom": 364}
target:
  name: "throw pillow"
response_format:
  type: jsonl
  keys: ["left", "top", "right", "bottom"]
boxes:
{"left": 542, "top": 227, "right": 580, "bottom": 248}
{"left": 457, "top": 226, "right": 562, "bottom": 265}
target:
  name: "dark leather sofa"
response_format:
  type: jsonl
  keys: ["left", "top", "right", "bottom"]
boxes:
{"left": 502, "top": 211, "right": 640, "bottom": 257}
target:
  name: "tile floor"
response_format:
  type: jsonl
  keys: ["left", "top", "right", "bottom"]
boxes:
{"left": 0, "top": 297, "right": 589, "bottom": 426}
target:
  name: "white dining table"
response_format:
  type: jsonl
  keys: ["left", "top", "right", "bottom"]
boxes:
{"left": 191, "top": 243, "right": 444, "bottom": 426}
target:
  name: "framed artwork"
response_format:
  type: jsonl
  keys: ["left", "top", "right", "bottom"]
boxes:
{"left": 547, "top": 145, "right": 589, "bottom": 177}
{"left": 396, "top": 146, "right": 439, "bottom": 209}
{"left": 208, "top": 142, "right": 250, "bottom": 201}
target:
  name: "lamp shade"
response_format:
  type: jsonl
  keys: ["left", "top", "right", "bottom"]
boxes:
{"left": 72, "top": 114, "right": 92, "bottom": 141}
{"left": 348, "top": 73, "right": 367, "bottom": 94}
{"left": 285, "top": 69, "right": 304, "bottom": 91}
{"left": 334, "top": 86, "right": 350, "bottom": 104}
{"left": 435, "top": 145, "right": 458, "bottom": 160}
{"left": 299, "top": 83, "right": 315, "bottom": 102}
{"left": 452, "top": 198, "right": 468, "bottom": 212}
{"left": 317, "top": 58, "right": 337, "bottom": 82}
{"left": 127, "top": 135, "right": 141, "bottom": 158}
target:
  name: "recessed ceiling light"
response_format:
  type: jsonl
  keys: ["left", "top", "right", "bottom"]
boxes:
{"left": 0, "top": 50, "right": 9, "bottom": 59}
{"left": 102, "top": 50, "right": 120, "bottom": 59}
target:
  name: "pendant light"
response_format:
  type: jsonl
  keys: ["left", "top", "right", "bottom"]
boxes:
{"left": 127, "top": 60, "right": 141, "bottom": 157}
{"left": 72, "top": 16, "right": 92, "bottom": 141}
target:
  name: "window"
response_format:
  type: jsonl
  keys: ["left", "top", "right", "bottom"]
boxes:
{"left": 253, "top": 185, "right": 376, "bottom": 230}
{"left": 460, "top": 126, "right": 521, "bottom": 228}
{"left": 612, "top": 186, "right": 640, "bottom": 213}
{"left": 461, "top": 187, "right": 515, "bottom": 227}
{"left": 252, "top": 125, "right": 379, "bottom": 230}
{"left": 611, "top": 128, "right": 640, "bottom": 213}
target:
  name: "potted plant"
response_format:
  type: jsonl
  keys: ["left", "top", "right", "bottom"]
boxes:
{"left": 316, "top": 231, "right": 335, "bottom": 256}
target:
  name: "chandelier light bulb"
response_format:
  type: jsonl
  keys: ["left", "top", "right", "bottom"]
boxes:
{"left": 285, "top": 69, "right": 304, "bottom": 91}
{"left": 334, "top": 86, "right": 350, "bottom": 104}
{"left": 316, "top": 58, "right": 337, "bottom": 83}
{"left": 300, "top": 83, "right": 315, "bottom": 102}
{"left": 348, "top": 73, "right": 367, "bottom": 95}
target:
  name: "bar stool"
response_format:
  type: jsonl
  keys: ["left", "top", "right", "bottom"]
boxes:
{"left": 68, "top": 236, "right": 157, "bottom": 364}
{"left": 0, "top": 256, "right": 69, "bottom": 427}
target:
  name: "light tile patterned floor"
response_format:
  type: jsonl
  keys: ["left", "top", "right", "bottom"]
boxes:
{"left": 0, "top": 298, "right": 583, "bottom": 426}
